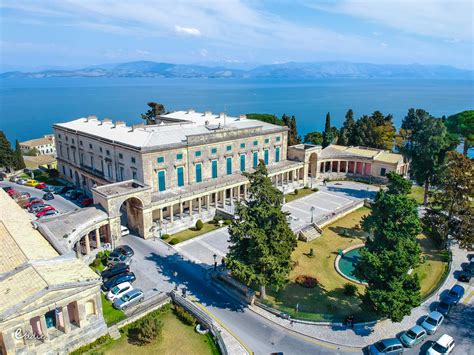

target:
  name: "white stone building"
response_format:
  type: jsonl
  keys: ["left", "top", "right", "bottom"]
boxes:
{"left": 20, "top": 135, "right": 56, "bottom": 156}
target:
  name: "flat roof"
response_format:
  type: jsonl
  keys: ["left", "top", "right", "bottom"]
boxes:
{"left": 20, "top": 137, "right": 54, "bottom": 147}
{"left": 54, "top": 110, "right": 285, "bottom": 150}
{"left": 320, "top": 145, "right": 403, "bottom": 164}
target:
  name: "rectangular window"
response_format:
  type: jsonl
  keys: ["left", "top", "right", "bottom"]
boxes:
{"left": 132, "top": 170, "right": 137, "bottom": 180}
{"left": 240, "top": 154, "right": 246, "bottom": 172}
{"left": 58, "top": 134, "right": 62, "bottom": 139}
{"left": 89, "top": 143, "right": 93, "bottom": 149}
{"left": 66, "top": 136, "right": 68, "bottom": 141}
{"left": 240, "top": 143, "right": 245, "bottom": 149}
{"left": 72, "top": 139, "right": 75, "bottom": 144}
{"left": 176, "top": 153, "right": 183, "bottom": 160}
{"left": 90, "top": 155, "right": 94, "bottom": 169}
{"left": 158, "top": 170, "right": 166, "bottom": 191}
{"left": 212, "top": 160, "right": 218, "bottom": 179}
{"left": 276, "top": 136, "right": 281, "bottom": 142}
{"left": 253, "top": 140, "right": 258, "bottom": 146}
{"left": 195, "top": 163, "right": 202, "bottom": 183}
{"left": 62, "top": 166, "right": 66, "bottom": 175}
{"left": 226, "top": 157, "right": 232, "bottom": 175}
{"left": 79, "top": 140, "right": 83, "bottom": 146}
{"left": 275, "top": 147, "right": 280, "bottom": 163}
{"left": 226, "top": 145, "right": 232, "bottom": 151}
{"left": 253, "top": 151, "right": 258, "bottom": 168}
{"left": 264, "top": 149, "right": 269, "bottom": 165}
{"left": 106, "top": 150, "right": 110, "bottom": 155}
{"left": 380, "top": 168, "right": 386, "bottom": 177}
{"left": 195, "top": 150, "right": 202, "bottom": 157}
{"left": 100, "top": 147, "right": 103, "bottom": 153}
{"left": 131, "top": 157, "right": 136, "bottom": 163}
{"left": 177, "top": 166, "right": 185, "bottom": 186}
{"left": 157, "top": 156, "right": 164, "bottom": 163}
{"left": 119, "top": 153, "right": 123, "bottom": 159}
{"left": 211, "top": 148, "right": 217, "bottom": 155}
{"left": 119, "top": 166, "right": 124, "bottom": 181}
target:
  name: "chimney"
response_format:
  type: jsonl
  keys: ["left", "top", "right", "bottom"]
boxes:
{"left": 204, "top": 111, "right": 212, "bottom": 116}
{"left": 131, "top": 123, "right": 145, "bottom": 131}
{"left": 102, "top": 118, "right": 112, "bottom": 125}
{"left": 219, "top": 112, "right": 226, "bottom": 119}
{"left": 114, "top": 120, "right": 126, "bottom": 128}
{"left": 86, "top": 115, "right": 98, "bottom": 122}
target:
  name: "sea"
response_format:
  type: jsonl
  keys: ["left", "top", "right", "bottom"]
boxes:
{"left": 1, "top": 77, "right": 473, "bottom": 144}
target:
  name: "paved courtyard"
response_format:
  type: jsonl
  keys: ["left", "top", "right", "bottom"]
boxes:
{"left": 174, "top": 181, "right": 379, "bottom": 267}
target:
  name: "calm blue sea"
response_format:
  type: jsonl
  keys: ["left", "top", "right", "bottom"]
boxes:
{"left": 1, "top": 77, "right": 473, "bottom": 143}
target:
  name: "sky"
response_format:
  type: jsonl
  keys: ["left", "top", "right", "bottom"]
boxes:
{"left": 1, "top": 0, "right": 473, "bottom": 71}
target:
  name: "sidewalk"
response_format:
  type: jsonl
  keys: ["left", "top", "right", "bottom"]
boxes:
{"left": 248, "top": 244, "right": 471, "bottom": 348}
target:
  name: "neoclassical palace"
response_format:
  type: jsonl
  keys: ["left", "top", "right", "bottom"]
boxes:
{"left": 48, "top": 110, "right": 407, "bottom": 253}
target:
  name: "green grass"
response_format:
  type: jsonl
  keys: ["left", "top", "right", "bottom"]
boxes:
{"left": 21, "top": 170, "right": 64, "bottom": 186}
{"left": 284, "top": 187, "right": 317, "bottom": 203}
{"left": 101, "top": 294, "right": 126, "bottom": 326}
{"left": 165, "top": 221, "right": 223, "bottom": 244}
{"left": 94, "top": 307, "right": 219, "bottom": 355}
{"left": 409, "top": 185, "right": 426, "bottom": 205}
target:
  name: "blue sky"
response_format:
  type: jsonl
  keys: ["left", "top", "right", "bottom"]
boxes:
{"left": 1, "top": 0, "right": 473, "bottom": 71}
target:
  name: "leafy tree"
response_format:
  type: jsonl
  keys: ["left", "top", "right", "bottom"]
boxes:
{"left": 25, "top": 147, "right": 40, "bottom": 156}
{"left": 423, "top": 151, "right": 473, "bottom": 249}
{"left": 0, "top": 131, "right": 15, "bottom": 171}
{"left": 282, "top": 114, "right": 301, "bottom": 145}
{"left": 353, "top": 111, "right": 395, "bottom": 149}
{"left": 322, "top": 112, "right": 335, "bottom": 148}
{"left": 386, "top": 171, "right": 412, "bottom": 195}
{"left": 337, "top": 109, "right": 356, "bottom": 146}
{"left": 398, "top": 109, "right": 453, "bottom": 205}
{"left": 445, "top": 110, "right": 474, "bottom": 156}
{"left": 227, "top": 161, "right": 297, "bottom": 299}
{"left": 355, "top": 190, "right": 422, "bottom": 322}
{"left": 141, "top": 102, "right": 165, "bottom": 125}
{"left": 195, "top": 219, "right": 204, "bottom": 231}
{"left": 304, "top": 131, "right": 323, "bottom": 145}
{"left": 247, "top": 113, "right": 284, "bottom": 126}
{"left": 14, "top": 140, "right": 26, "bottom": 170}
{"left": 130, "top": 316, "right": 163, "bottom": 345}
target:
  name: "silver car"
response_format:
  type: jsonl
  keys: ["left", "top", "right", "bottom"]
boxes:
{"left": 113, "top": 289, "right": 144, "bottom": 310}
{"left": 420, "top": 311, "right": 444, "bottom": 335}
{"left": 399, "top": 325, "right": 427, "bottom": 347}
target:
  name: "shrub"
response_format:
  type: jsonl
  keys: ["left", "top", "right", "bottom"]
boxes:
{"left": 294, "top": 189, "right": 299, "bottom": 195}
{"left": 303, "top": 186, "right": 309, "bottom": 190}
{"left": 169, "top": 238, "right": 180, "bottom": 245}
{"left": 343, "top": 283, "right": 358, "bottom": 296}
{"left": 129, "top": 316, "right": 163, "bottom": 345}
{"left": 70, "top": 334, "right": 112, "bottom": 355}
{"left": 224, "top": 219, "right": 232, "bottom": 225}
{"left": 295, "top": 275, "right": 318, "bottom": 288}
{"left": 174, "top": 305, "right": 196, "bottom": 325}
{"left": 195, "top": 219, "right": 204, "bottom": 231}
{"left": 91, "top": 257, "right": 101, "bottom": 268}
{"left": 161, "top": 233, "right": 170, "bottom": 240}
{"left": 48, "top": 168, "right": 60, "bottom": 178}
{"left": 312, "top": 187, "right": 319, "bottom": 192}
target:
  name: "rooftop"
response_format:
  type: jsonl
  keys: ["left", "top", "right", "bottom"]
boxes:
{"left": 320, "top": 145, "right": 403, "bottom": 164}
{"left": 20, "top": 136, "right": 54, "bottom": 147}
{"left": 23, "top": 155, "right": 57, "bottom": 169}
{"left": 54, "top": 110, "right": 285, "bottom": 150}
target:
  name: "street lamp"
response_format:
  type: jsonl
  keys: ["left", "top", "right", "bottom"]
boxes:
{"left": 213, "top": 253, "right": 217, "bottom": 271}
{"left": 310, "top": 206, "right": 316, "bottom": 224}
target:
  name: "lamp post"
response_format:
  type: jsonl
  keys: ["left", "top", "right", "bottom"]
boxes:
{"left": 213, "top": 253, "right": 217, "bottom": 271}
{"left": 310, "top": 206, "right": 316, "bottom": 224}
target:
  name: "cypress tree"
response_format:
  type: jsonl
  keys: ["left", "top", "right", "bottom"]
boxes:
{"left": 14, "top": 140, "right": 26, "bottom": 170}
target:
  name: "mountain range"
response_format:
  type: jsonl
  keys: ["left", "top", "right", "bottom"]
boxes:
{"left": 1, "top": 61, "right": 472, "bottom": 79}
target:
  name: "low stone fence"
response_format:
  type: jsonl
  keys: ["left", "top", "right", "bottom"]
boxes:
{"left": 316, "top": 200, "right": 364, "bottom": 228}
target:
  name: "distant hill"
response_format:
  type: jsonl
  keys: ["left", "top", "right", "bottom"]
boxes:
{"left": 1, "top": 60, "right": 472, "bottom": 79}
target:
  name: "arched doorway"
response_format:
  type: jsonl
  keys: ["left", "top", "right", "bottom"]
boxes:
{"left": 308, "top": 153, "right": 318, "bottom": 178}
{"left": 119, "top": 197, "right": 144, "bottom": 236}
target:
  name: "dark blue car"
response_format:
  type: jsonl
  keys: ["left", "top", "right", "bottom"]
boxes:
{"left": 444, "top": 284, "right": 465, "bottom": 304}
{"left": 101, "top": 272, "right": 136, "bottom": 291}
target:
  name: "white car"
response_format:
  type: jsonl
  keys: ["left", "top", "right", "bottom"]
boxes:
{"left": 121, "top": 225, "right": 130, "bottom": 236}
{"left": 426, "top": 334, "right": 455, "bottom": 355}
{"left": 106, "top": 282, "right": 133, "bottom": 301}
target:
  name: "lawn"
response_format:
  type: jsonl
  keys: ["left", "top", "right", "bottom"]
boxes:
{"left": 284, "top": 187, "right": 317, "bottom": 203}
{"left": 21, "top": 169, "right": 64, "bottom": 186}
{"left": 263, "top": 206, "right": 448, "bottom": 322}
{"left": 101, "top": 294, "right": 126, "bottom": 326}
{"left": 408, "top": 185, "right": 426, "bottom": 205}
{"left": 96, "top": 308, "right": 219, "bottom": 355}
{"left": 165, "top": 221, "right": 224, "bottom": 244}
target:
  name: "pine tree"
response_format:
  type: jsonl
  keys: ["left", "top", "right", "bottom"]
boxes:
{"left": 282, "top": 114, "right": 301, "bottom": 146}
{"left": 322, "top": 112, "right": 334, "bottom": 148}
{"left": 337, "top": 109, "right": 355, "bottom": 146}
{"left": 227, "top": 161, "right": 297, "bottom": 299}
{"left": 141, "top": 102, "right": 165, "bottom": 125}
{"left": 0, "top": 131, "right": 15, "bottom": 171}
{"left": 14, "top": 140, "right": 26, "bottom": 170}
{"left": 445, "top": 110, "right": 474, "bottom": 156}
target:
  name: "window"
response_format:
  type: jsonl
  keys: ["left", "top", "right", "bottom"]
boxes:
{"left": 90, "top": 155, "right": 94, "bottom": 169}
{"left": 132, "top": 170, "right": 137, "bottom": 180}
{"left": 176, "top": 153, "right": 183, "bottom": 160}
{"left": 66, "top": 136, "right": 68, "bottom": 141}
{"left": 380, "top": 168, "right": 386, "bottom": 177}
{"left": 195, "top": 163, "right": 202, "bottom": 183}
{"left": 157, "top": 156, "right": 164, "bottom": 163}
{"left": 276, "top": 136, "right": 281, "bottom": 142}
{"left": 119, "top": 153, "right": 123, "bottom": 159}
{"left": 264, "top": 149, "right": 269, "bottom": 165}
{"left": 100, "top": 147, "right": 103, "bottom": 153}
{"left": 69, "top": 168, "right": 72, "bottom": 178}
{"left": 211, "top": 147, "right": 217, "bottom": 155}
{"left": 62, "top": 166, "right": 66, "bottom": 175}
{"left": 253, "top": 151, "right": 258, "bottom": 168}
{"left": 79, "top": 140, "right": 83, "bottom": 146}
{"left": 212, "top": 160, "right": 218, "bottom": 179}
{"left": 107, "top": 164, "right": 112, "bottom": 178}
{"left": 106, "top": 150, "right": 110, "bottom": 155}
{"left": 131, "top": 157, "right": 136, "bottom": 163}
{"left": 119, "top": 166, "right": 124, "bottom": 181}
{"left": 89, "top": 143, "right": 93, "bottom": 149}
{"left": 226, "top": 157, "right": 232, "bottom": 175}
{"left": 177, "top": 166, "right": 184, "bottom": 186}
{"left": 240, "top": 154, "right": 246, "bottom": 172}
{"left": 158, "top": 170, "right": 166, "bottom": 191}
{"left": 240, "top": 143, "right": 245, "bottom": 149}
{"left": 226, "top": 145, "right": 232, "bottom": 151}
{"left": 72, "top": 139, "right": 75, "bottom": 144}
{"left": 253, "top": 140, "right": 258, "bottom": 146}
{"left": 275, "top": 147, "right": 280, "bottom": 163}
{"left": 264, "top": 138, "right": 269, "bottom": 144}
{"left": 58, "top": 134, "right": 62, "bottom": 139}
{"left": 195, "top": 150, "right": 202, "bottom": 157}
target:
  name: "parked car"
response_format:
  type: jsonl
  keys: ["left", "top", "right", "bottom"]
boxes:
{"left": 420, "top": 311, "right": 444, "bottom": 335}
{"left": 457, "top": 271, "right": 472, "bottom": 282}
{"left": 43, "top": 192, "right": 54, "bottom": 200}
{"left": 24, "top": 198, "right": 44, "bottom": 209}
{"left": 106, "top": 282, "right": 133, "bottom": 301}
{"left": 19, "top": 192, "right": 30, "bottom": 198}
{"left": 115, "top": 245, "right": 135, "bottom": 257}
{"left": 9, "top": 176, "right": 19, "bottom": 182}
{"left": 107, "top": 252, "right": 132, "bottom": 267}
{"left": 37, "top": 210, "right": 59, "bottom": 218}
{"left": 436, "top": 299, "right": 454, "bottom": 316}
{"left": 59, "top": 185, "right": 74, "bottom": 194}
{"left": 121, "top": 225, "right": 130, "bottom": 236}
{"left": 369, "top": 338, "right": 404, "bottom": 354}
{"left": 79, "top": 197, "right": 93, "bottom": 207}
{"left": 2, "top": 186, "right": 13, "bottom": 192}
{"left": 35, "top": 182, "right": 47, "bottom": 189}
{"left": 426, "top": 334, "right": 455, "bottom": 355}
{"left": 16, "top": 178, "right": 27, "bottom": 185}
{"left": 113, "top": 289, "right": 144, "bottom": 310}
{"left": 399, "top": 325, "right": 427, "bottom": 347}
{"left": 463, "top": 260, "right": 474, "bottom": 274}
{"left": 25, "top": 179, "right": 39, "bottom": 187}
{"left": 7, "top": 188, "right": 18, "bottom": 197}
{"left": 101, "top": 272, "right": 136, "bottom": 291}
{"left": 42, "top": 185, "right": 56, "bottom": 193}
{"left": 36, "top": 206, "right": 56, "bottom": 218}
{"left": 101, "top": 263, "right": 130, "bottom": 280}
{"left": 29, "top": 203, "right": 50, "bottom": 213}
{"left": 443, "top": 285, "right": 465, "bottom": 304}
{"left": 65, "top": 189, "right": 81, "bottom": 199}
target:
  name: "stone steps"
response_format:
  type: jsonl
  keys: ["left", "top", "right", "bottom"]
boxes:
{"left": 108, "top": 326, "right": 121, "bottom": 340}
{"left": 298, "top": 224, "right": 322, "bottom": 242}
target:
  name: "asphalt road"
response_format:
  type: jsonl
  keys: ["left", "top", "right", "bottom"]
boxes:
{"left": 0, "top": 180, "right": 79, "bottom": 215}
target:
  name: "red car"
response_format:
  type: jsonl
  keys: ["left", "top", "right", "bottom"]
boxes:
{"left": 79, "top": 197, "right": 94, "bottom": 207}
{"left": 35, "top": 182, "right": 47, "bottom": 189}
{"left": 36, "top": 206, "right": 56, "bottom": 217}
{"left": 7, "top": 188, "right": 17, "bottom": 197}
{"left": 24, "top": 198, "right": 44, "bottom": 209}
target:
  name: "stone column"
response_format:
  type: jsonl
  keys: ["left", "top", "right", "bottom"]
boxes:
{"left": 62, "top": 306, "right": 71, "bottom": 334}
{"left": 95, "top": 228, "right": 101, "bottom": 249}
{"left": 229, "top": 187, "right": 234, "bottom": 206}
{"left": 198, "top": 197, "right": 202, "bottom": 215}
{"left": 169, "top": 204, "right": 174, "bottom": 223}
{"left": 179, "top": 202, "right": 184, "bottom": 221}
{"left": 243, "top": 184, "right": 248, "bottom": 199}
{"left": 189, "top": 199, "right": 193, "bottom": 219}
{"left": 222, "top": 189, "right": 226, "bottom": 206}
{"left": 236, "top": 186, "right": 241, "bottom": 202}
{"left": 84, "top": 234, "right": 91, "bottom": 255}
{"left": 214, "top": 192, "right": 218, "bottom": 207}
{"left": 363, "top": 163, "right": 366, "bottom": 175}
{"left": 76, "top": 241, "right": 82, "bottom": 259}
{"left": 159, "top": 208, "right": 163, "bottom": 225}
{"left": 206, "top": 194, "right": 210, "bottom": 210}
{"left": 39, "top": 315, "right": 50, "bottom": 341}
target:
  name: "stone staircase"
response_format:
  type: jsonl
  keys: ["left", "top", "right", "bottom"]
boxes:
{"left": 298, "top": 223, "right": 322, "bottom": 242}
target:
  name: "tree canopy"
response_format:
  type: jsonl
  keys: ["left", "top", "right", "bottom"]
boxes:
{"left": 337, "top": 109, "right": 355, "bottom": 146}
{"left": 386, "top": 171, "right": 412, "bottom": 195}
{"left": 0, "top": 131, "right": 15, "bottom": 171}
{"left": 352, "top": 111, "right": 395, "bottom": 150}
{"left": 322, "top": 112, "right": 337, "bottom": 148}
{"left": 248, "top": 113, "right": 301, "bottom": 146}
{"left": 14, "top": 140, "right": 26, "bottom": 170}
{"left": 445, "top": 110, "right": 474, "bottom": 156}
{"left": 141, "top": 102, "right": 165, "bottom": 125}
{"left": 226, "top": 161, "right": 297, "bottom": 299}
{"left": 304, "top": 131, "right": 323, "bottom": 145}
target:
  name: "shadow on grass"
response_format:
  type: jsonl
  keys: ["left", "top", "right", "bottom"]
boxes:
{"left": 329, "top": 226, "right": 369, "bottom": 240}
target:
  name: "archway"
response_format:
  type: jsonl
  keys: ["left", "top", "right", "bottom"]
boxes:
{"left": 308, "top": 153, "right": 318, "bottom": 178}
{"left": 119, "top": 197, "right": 144, "bottom": 236}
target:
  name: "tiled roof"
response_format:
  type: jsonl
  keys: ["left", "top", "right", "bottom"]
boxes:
{"left": 320, "top": 145, "right": 403, "bottom": 164}
{"left": 20, "top": 137, "right": 53, "bottom": 147}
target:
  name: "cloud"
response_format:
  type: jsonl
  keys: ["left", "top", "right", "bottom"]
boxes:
{"left": 174, "top": 25, "right": 201, "bottom": 36}
{"left": 199, "top": 48, "right": 208, "bottom": 57}
{"left": 380, "top": 42, "right": 388, "bottom": 47}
